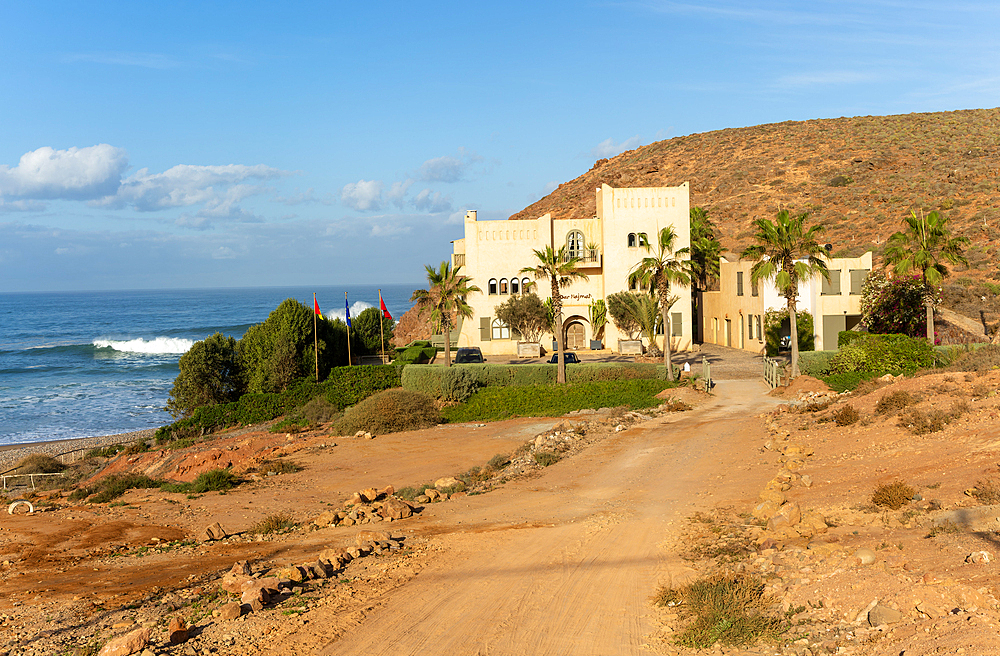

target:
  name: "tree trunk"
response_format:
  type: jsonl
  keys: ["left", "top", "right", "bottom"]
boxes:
{"left": 661, "top": 305, "right": 673, "bottom": 381}
{"left": 789, "top": 301, "right": 799, "bottom": 380}
{"left": 443, "top": 321, "right": 452, "bottom": 368}
{"left": 925, "top": 300, "right": 934, "bottom": 345}
{"left": 552, "top": 276, "right": 565, "bottom": 384}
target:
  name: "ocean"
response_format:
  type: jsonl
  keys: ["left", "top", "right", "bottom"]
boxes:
{"left": 0, "top": 284, "right": 416, "bottom": 446}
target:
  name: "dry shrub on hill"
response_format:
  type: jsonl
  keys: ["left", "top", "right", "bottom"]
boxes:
{"left": 333, "top": 389, "right": 441, "bottom": 436}
{"left": 871, "top": 480, "right": 915, "bottom": 509}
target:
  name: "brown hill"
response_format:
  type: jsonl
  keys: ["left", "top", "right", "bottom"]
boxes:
{"left": 510, "top": 108, "right": 1000, "bottom": 281}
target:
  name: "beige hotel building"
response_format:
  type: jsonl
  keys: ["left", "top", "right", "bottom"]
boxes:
{"left": 449, "top": 183, "right": 694, "bottom": 356}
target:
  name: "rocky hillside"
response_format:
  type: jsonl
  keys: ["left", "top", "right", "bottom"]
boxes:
{"left": 512, "top": 108, "right": 1000, "bottom": 282}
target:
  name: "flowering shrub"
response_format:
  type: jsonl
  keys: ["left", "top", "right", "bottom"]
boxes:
{"left": 860, "top": 271, "right": 940, "bottom": 338}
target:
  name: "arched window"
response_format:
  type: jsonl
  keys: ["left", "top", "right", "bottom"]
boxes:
{"left": 510, "top": 278, "right": 520, "bottom": 294}
{"left": 488, "top": 279, "right": 498, "bottom": 295}
{"left": 522, "top": 277, "right": 532, "bottom": 293}
{"left": 566, "top": 230, "right": 584, "bottom": 260}
{"left": 628, "top": 233, "right": 637, "bottom": 247}
{"left": 492, "top": 318, "right": 510, "bottom": 340}
{"left": 499, "top": 278, "right": 509, "bottom": 294}
{"left": 638, "top": 232, "right": 649, "bottom": 247}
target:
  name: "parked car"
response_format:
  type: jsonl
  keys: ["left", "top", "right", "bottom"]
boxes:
{"left": 453, "top": 347, "right": 486, "bottom": 364}
{"left": 547, "top": 351, "right": 581, "bottom": 364}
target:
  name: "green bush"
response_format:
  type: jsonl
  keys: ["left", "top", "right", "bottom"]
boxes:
{"left": 534, "top": 452, "right": 560, "bottom": 467}
{"left": 819, "top": 370, "right": 886, "bottom": 392}
{"left": 797, "top": 350, "right": 837, "bottom": 377}
{"left": 161, "top": 469, "right": 239, "bottom": 494}
{"left": 442, "top": 379, "right": 675, "bottom": 423}
{"left": 764, "top": 308, "right": 814, "bottom": 357}
{"left": 838, "top": 331, "right": 867, "bottom": 348}
{"left": 395, "top": 340, "right": 437, "bottom": 365}
{"left": 352, "top": 306, "right": 395, "bottom": 356}
{"left": 156, "top": 365, "right": 400, "bottom": 444}
{"left": 167, "top": 332, "right": 243, "bottom": 418}
{"left": 441, "top": 366, "right": 484, "bottom": 402}
{"left": 828, "top": 334, "right": 935, "bottom": 375}
{"left": 82, "top": 473, "right": 164, "bottom": 504}
{"left": 333, "top": 389, "right": 441, "bottom": 435}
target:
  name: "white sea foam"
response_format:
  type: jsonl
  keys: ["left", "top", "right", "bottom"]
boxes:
{"left": 93, "top": 337, "right": 194, "bottom": 354}
{"left": 325, "top": 300, "right": 374, "bottom": 323}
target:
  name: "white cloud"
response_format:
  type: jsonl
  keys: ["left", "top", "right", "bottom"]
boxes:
{"left": 0, "top": 199, "right": 46, "bottom": 212}
{"left": 104, "top": 164, "right": 286, "bottom": 212}
{"left": 0, "top": 144, "right": 128, "bottom": 201}
{"left": 212, "top": 246, "right": 237, "bottom": 259}
{"left": 370, "top": 222, "right": 411, "bottom": 237}
{"left": 412, "top": 189, "right": 452, "bottom": 213}
{"left": 417, "top": 148, "right": 483, "bottom": 183}
{"left": 387, "top": 179, "right": 414, "bottom": 208}
{"left": 341, "top": 179, "right": 383, "bottom": 211}
{"left": 591, "top": 136, "right": 642, "bottom": 159}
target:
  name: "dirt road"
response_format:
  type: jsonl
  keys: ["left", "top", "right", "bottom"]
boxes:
{"left": 305, "top": 380, "right": 780, "bottom": 655}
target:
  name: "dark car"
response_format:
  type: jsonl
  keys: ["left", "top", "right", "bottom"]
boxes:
{"left": 453, "top": 347, "right": 486, "bottom": 364}
{"left": 548, "top": 351, "right": 581, "bottom": 364}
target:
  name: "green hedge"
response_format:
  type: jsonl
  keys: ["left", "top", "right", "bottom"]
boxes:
{"left": 402, "top": 362, "right": 665, "bottom": 401}
{"left": 798, "top": 350, "right": 838, "bottom": 377}
{"left": 837, "top": 330, "right": 868, "bottom": 348}
{"left": 828, "top": 334, "right": 934, "bottom": 375}
{"left": 442, "top": 379, "right": 677, "bottom": 423}
{"left": 156, "top": 365, "right": 401, "bottom": 444}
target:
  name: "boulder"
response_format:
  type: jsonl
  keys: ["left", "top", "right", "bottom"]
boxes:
{"left": 380, "top": 497, "right": 413, "bottom": 520}
{"left": 97, "top": 627, "right": 151, "bottom": 656}
{"left": 275, "top": 566, "right": 306, "bottom": 583}
{"left": 435, "top": 477, "right": 460, "bottom": 490}
{"left": 201, "top": 522, "right": 228, "bottom": 542}
{"left": 167, "top": 617, "right": 189, "bottom": 644}
{"left": 766, "top": 502, "right": 801, "bottom": 531}
{"left": 313, "top": 510, "right": 339, "bottom": 527}
{"left": 868, "top": 605, "right": 903, "bottom": 627}
{"left": 752, "top": 500, "right": 782, "bottom": 521}
{"left": 854, "top": 547, "right": 877, "bottom": 566}
{"left": 359, "top": 488, "right": 380, "bottom": 503}
{"left": 356, "top": 530, "right": 390, "bottom": 545}
{"left": 218, "top": 602, "right": 242, "bottom": 621}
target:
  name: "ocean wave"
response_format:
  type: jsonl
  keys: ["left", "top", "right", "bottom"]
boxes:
{"left": 93, "top": 337, "right": 194, "bottom": 354}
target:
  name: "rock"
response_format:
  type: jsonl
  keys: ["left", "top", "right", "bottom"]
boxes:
{"left": 356, "top": 530, "right": 390, "bottom": 545}
{"left": 218, "top": 602, "right": 242, "bottom": 621}
{"left": 167, "top": 617, "right": 189, "bottom": 644}
{"left": 380, "top": 497, "right": 413, "bottom": 520}
{"left": 868, "top": 604, "right": 903, "bottom": 626}
{"left": 221, "top": 573, "right": 251, "bottom": 595}
{"left": 380, "top": 485, "right": 395, "bottom": 497}
{"left": 359, "top": 487, "right": 380, "bottom": 503}
{"left": 966, "top": 550, "right": 991, "bottom": 564}
{"left": 435, "top": 477, "right": 460, "bottom": 490}
{"left": 313, "top": 510, "right": 339, "bottom": 527}
{"left": 758, "top": 486, "right": 785, "bottom": 505}
{"left": 275, "top": 566, "right": 306, "bottom": 582}
{"left": 854, "top": 599, "right": 879, "bottom": 624}
{"left": 241, "top": 588, "right": 265, "bottom": 612}
{"left": 855, "top": 548, "right": 877, "bottom": 566}
{"left": 201, "top": 522, "right": 228, "bottom": 542}
{"left": 800, "top": 474, "right": 813, "bottom": 488}
{"left": 308, "top": 561, "right": 329, "bottom": 579}
{"left": 767, "top": 502, "right": 801, "bottom": 531}
{"left": 97, "top": 627, "right": 151, "bottom": 656}
{"left": 752, "top": 500, "right": 782, "bottom": 521}
{"left": 248, "top": 577, "right": 284, "bottom": 594}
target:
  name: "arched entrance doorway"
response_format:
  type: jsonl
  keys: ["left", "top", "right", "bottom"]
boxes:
{"left": 565, "top": 321, "right": 586, "bottom": 350}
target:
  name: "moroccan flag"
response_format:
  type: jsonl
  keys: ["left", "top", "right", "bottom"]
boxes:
{"left": 345, "top": 294, "right": 352, "bottom": 328}
{"left": 379, "top": 290, "right": 392, "bottom": 320}
{"left": 314, "top": 295, "right": 321, "bottom": 317}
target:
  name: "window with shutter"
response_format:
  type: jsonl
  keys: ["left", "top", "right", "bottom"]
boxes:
{"left": 850, "top": 269, "right": 868, "bottom": 295}
{"left": 821, "top": 270, "right": 842, "bottom": 295}
{"left": 736, "top": 271, "right": 744, "bottom": 296}
{"left": 671, "top": 312, "right": 682, "bottom": 337}
{"left": 479, "top": 317, "right": 491, "bottom": 341}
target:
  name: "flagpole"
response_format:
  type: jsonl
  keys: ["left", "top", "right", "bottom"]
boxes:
{"left": 345, "top": 291, "right": 352, "bottom": 367}
{"left": 313, "top": 293, "right": 319, "bottom": 382}
{"left": 378, "top": 289, "right": 386, "bottom": 364}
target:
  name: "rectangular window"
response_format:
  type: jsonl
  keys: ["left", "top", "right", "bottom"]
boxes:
{"left": 751, "top": 279, "right": 759, "bottom": 297}
{"left": 821, "top": 270, "right": 842, "bottom": 295}
{"left": 736, "top": 271, "right": 744, "bottom": 296}
{"left": 748, "top": 315, "right": 754, "bottom": 340}
{"left": 479, "top": 317, "right": 492, "bottom": 341}
{"left": 850, "top": 269, "right": 869, "bottom": 295}
{"left": 671, "top": 312, "right": 682, "bottom": 337}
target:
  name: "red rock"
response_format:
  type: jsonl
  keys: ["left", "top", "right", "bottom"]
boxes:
{"left": 167, "top": 617, "right": 189, "bottom": 644}
{"left": 97, "top": 627, "right": 150, "bottom": 656}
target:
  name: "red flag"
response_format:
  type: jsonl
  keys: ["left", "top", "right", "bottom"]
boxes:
{"left": 314, "top": 295, "right": 322, "bottom": 316}
{"left": 379, "top": 290, "right": 392, "bottom": 320}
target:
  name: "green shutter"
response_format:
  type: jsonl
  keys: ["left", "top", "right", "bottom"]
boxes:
{"left": 850, "top": 269, "right": 868, "bottom": 295}
{"left": 822, "top": 270, "right": 842, "bottom": 295}
{"left": 671, "top": 312, "right": 682, "bottom": 337}
{"left": 736, "top": 271, "right": 744, "bottom": 296}
{"left": 480, "top": 317, "right": 491, "bottom": 341}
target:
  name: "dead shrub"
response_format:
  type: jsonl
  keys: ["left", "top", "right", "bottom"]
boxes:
{"left": 301, "top": 396, "right": 337, "bottom": 424}
{"left": 875, "top": 390, "right": 917, "bottom": 415}
{"left": 946, "top": 344, "right": 1000, "bottom": 374}
{"left": 333, "top": 389, "right": 441, "bottom": 436}
{"left": 833, "top": 404, "right": 860, "bottom": 426}
{"left": 970, "top": 479, "right": 1000, "bottom": 505}
{"left": 871, "top": 480, "right": 915, "bottom": 509}
{"left": 851, "top": 378, "right": 887, "bottom": 398}
{"left": 901, "top": 401, "right": 969, "bottom": 435}
{"left": 15, "top": 454, "right": 67, "bottom": 474}
{"left": 250, "top": 512, "right": 296, "bottom": 535}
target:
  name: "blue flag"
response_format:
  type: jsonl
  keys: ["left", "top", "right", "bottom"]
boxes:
{"left": 345, "top": 295, "right": 351, "bottom": 328}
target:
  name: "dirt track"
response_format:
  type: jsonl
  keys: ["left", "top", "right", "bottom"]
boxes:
{"left": 298, "top": 380, "right": 778, "bottom": 655}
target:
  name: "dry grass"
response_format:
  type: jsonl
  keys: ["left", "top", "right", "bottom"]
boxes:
{"left": 871, "top": 480, "right": 915, "bottom": 510}
{"left": 875, "top": 391, "right": 918, "bottom": 415}
{"left": 654, "top": 573, "right": 786, "bottom": 648}
{"left": 14, "top": 454, "right": 67, "bottom": 474}
{"left": 250, "top": 512, "right": 297, "bottom": 535}
{"left": 833, "top": 404, "right": 860, "bottom": 426}
{"left": 970, "top": 479, "right": 1000, "bottom": 505}
{"left": 333, "top": 389, "right": 441, "bottom": 436}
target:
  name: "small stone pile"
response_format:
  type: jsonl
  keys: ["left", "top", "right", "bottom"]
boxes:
{"left": 782, "top": 389, "right": 846, "bottom": 411}
{"left": 311, "top": 485, "right": 416, "bottom": 528}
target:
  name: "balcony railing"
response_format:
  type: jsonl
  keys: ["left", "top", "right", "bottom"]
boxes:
{"left": 563, "top": 248, "right": 601, "bottom": 267}
{"left": 453, "top": 253, "right": 466, "bottom": 268}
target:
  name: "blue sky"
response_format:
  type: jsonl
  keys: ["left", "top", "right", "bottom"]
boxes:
{"left": 1, "top": 1, "right": 998, "bottom": 292}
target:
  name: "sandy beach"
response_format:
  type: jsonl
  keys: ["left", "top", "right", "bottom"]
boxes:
{"left": 0, "top": 428, "right": 158, "bottom": 473}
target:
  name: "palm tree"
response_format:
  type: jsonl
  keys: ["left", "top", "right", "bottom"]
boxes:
{"left": 521, "top": 245, "right": 589, "bottom": 384}
{"left": 410, "top": 261, "right": 481, "bottom": 367}
{"left": 884, "top": 210, "right": 968, "bottom": 342}
{"left": 628, "top": 226, "right": 690, "bottom": 380}
{"left": 687, "top": 207, "right": 726, "bottom": 291}
{"left": 740, "top": 210, "right": 829, "bottom": 379}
